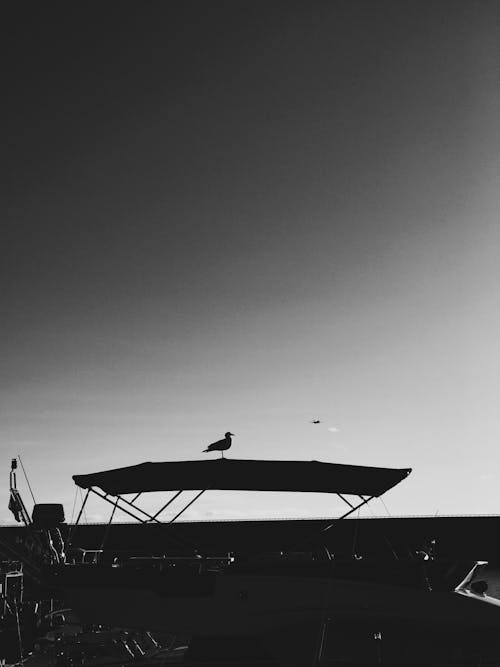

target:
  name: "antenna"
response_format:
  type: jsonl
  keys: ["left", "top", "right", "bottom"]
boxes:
{"left": 17, "top": 454, "right": 36, "bottom": 504}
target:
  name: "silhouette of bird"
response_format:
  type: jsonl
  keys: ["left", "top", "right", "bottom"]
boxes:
{"left": 310, "top": 420, "right": 322, "bottom": 424}
{"left": 203, "top": 432, "right": 234, "bottom": 458}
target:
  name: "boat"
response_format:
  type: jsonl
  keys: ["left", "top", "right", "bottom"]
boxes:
{"left": 47, "top": 458, "right": 500, "bottom": 665}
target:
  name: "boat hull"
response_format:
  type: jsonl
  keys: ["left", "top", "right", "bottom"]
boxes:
{"left": 53, "top": 565, "right": 500, "bottom": 636}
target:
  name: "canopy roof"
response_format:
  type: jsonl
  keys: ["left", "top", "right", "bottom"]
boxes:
{"left": 73, "top": 459, "right": 411, "bottom": 497}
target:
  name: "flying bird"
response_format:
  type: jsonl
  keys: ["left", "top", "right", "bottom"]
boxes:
{"left": 203, "top": 432, "right": 234, "bottom": 458}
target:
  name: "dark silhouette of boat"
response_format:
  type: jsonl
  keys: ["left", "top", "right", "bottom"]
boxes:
{"left": 46, "top": 458, "right": 500, "bottom": 665}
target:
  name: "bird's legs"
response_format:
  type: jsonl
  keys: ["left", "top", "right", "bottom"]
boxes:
{"left": 221, "top": 451, "right": 225, "bottom": 459}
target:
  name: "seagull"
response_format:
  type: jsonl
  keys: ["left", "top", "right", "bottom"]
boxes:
{"left": 203, "top": 432, "right": 234, "bottom": 458}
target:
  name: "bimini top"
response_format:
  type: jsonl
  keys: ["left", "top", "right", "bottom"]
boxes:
{"left": 73, "top": 459, "right": 411, "bottom": 498}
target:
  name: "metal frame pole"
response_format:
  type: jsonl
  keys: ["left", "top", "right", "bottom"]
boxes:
{"left": 86, "top": 487, "right": 197, "bottom": 551}
{"left": 97, "top": 495, "right": 120, "bottom": 560}
{"left": 337, "top": 493, "right": 354, "bottom": 508}
{"left": 88, "top": 488, "right": 150, "bottom": 524}
{"left": 106, "top": 492, "right": 166, "bottom": 523}
{"left": 168, "top": 489, "right": 208, "bottom": 524}
{"left": 67, "top": 488, "right": 90, "bottom": 549}
{"left": 287, "top": 494, "right": 375, "bottom": 552}
{"left": 149, "top": 490, "right": 183, "bottom": 521}
{"left": 321, "top": 495, "right": 374, "bottom": 532}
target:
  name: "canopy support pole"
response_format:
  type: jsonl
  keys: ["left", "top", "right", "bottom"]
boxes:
{"left": 96, "top": 495, "right": 120, "bottom": 561}
{"left": 80, "top": 487, "right": 197, "bottom": 552}
{"left": 168, "top": 489, "right": 208, "bottom": 524}
{"left": 72, "top": 488, "right": 90, "bottom": 529}
{"left": 102, "top": 491, "right": 167, "bottom": 523}
{"left": 287, "top": 494, "right": 375, "bottom": 553}
{"left": 330, "top": 495, "right": 374, "bottom": 524}
{"left": 337, "top": 493, "right": 354, "bottom": 508}
{"left": 67, "top": 488, "right": 90, "bottom": 549}
{"left": 149, "top": 490, "right": 183, "bottom": 521}
{"left": 88, "top": 488, "right": 151, "bottom": 524}
{"left": 84, "top": 487, "right": 204, "bottom": 526}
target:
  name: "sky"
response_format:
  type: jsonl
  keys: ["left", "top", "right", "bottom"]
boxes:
{"left": 2, "top": 1, "right": 500, "bottom": 525}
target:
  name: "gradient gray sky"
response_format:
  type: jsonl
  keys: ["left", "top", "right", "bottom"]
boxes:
{"left": 2, "top": 1, "right": 500, "bottom": 523}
